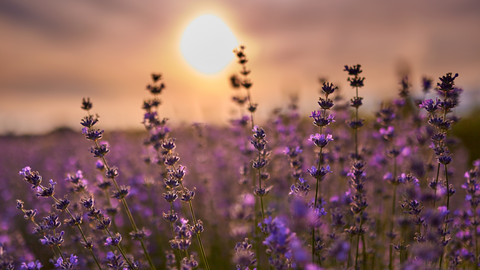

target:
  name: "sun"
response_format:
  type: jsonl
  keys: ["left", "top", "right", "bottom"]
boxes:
{"left": 180, "top": 15, "right": 238, "bottom": 75}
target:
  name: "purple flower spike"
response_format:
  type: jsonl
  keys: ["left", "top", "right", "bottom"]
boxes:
{"left": 21, "top": 261, "right": 43, "bottom": 270}
{"left": 379, "top": 126, "right": 395, "bottom": 140}
{"left": 422, "top": 76, "right": 433, "bottom": 93}
{"left": 252, "top": 125, "right": 266, "bottom": 139}
{"left": 283, "top": 146, "right": 302, "bottom": 158}
{"left": 344, "top": 64, "right": 363, "bottom": 76}
{"left": 19, "top": 166, "right": 42, "bottom": 188}
{"left": 310, "top": 111, "right": 335, "bottom": 127}
{"left": 308, "top": 165, "right": 332, "bottom": 180}
{"left": 321, "top": 82, "right": 338, "bottom": 96}
{"left": 309, "top": 134, "right": 333, "bottom": 148}
{"left": 19, "top": 166, "right": 32, "bottom": 177}
{"left": 105, "top": 233, "right": 122, "bottom": 246}
{"left": 54, "top": 254, "right": 79, "bottom": 269}
{"left": 437, "top": 72, "right": 458, "bottom": 92}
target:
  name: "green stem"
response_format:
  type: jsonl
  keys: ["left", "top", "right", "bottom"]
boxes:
{"left": 179, "top": 183, "right": 210, "bottom": 270}
{"left": 389, "top": 184, "right": 398, "bottom": 270}
{"left": 355, "top": 234, "right": 360, "bottom": 270}
{"left": 51, "top": 247, "right": 59, "bottom": 260}
{"left": 433, "top": 163, "right": 441, "bottom": 209}
{"left": 355, "top": 214, "right": 364, "bottom": 270}
{"left": 48, "top": 194, "right": 103, "bottom": 270}
{"left": 371, "top": 252, "right": 375, "bottom": 270}
{"left": 311, "top": 226, "right": 316, "bottom": 264}
{"left": 475, "top": 205, "right": 479, "bottom": 270}
{"left": 250, "top": 157, "right": 261, "bottom": 269}
{"left": 260, "top": 196, "right": 266, "bottom": 221}
{"left": 438, "top": 85, "right": 450, "bottom": 270}
{"left": 439, "top": 248, "right": 444, "bottom": 270}
{"left": 123, "top": 197, "right": 155, "bottom": 270}
{"left": 389, "top": 244, "right": 393, "bottom": 270}
{"left": 445, "top": 165, "right": 450, "bottom": 212}
{"left": 97, "top": 152, "right": 156, "bottom": 270}
{"left": 246, "top": 88, "right": 255, "bottom": 130}
{"left": 106, "top": 229, "right": 134, "bottom": 269}
{"left": 103, "top": 189, "right": 119, "bottom": 234}
{"left": 361, "top": 234, "right": 367, "bottom": 270}
{"left": 312, "top": 144, "right": 323, "bottom": 264}
{"left": 355, "top": 85, "right": 359, "bottom": 157}
{"left": 169, "top": 203, "right": 182, "bottom": 270}
{"left": 347, "top": 236, "right": 353, "bottom": 268}
{"left": 258, "top": 151, "right": 266, "bottom": 220}
{"left": 439, "top": 165, "right": 450, "bottom": 270}
{"left": 56, "top": 245, "right": 66, "bottom": 261}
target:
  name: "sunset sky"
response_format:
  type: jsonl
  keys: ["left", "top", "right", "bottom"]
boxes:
{"left": 1, "top": 0, "right": 479, "bottom": 134}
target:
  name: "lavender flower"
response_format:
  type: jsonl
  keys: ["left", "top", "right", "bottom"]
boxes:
{"left": 40, "top": 231, "right": 65, "bottom": 247}
{"left": 422, "top": 76, "right": 433, "bottom": 93}
{"left": 54, "top": 254, "right": 79, "bottom": 270}
{"left": 19, "top": 166, "right": 42, "bottom": 188}
{"left": 308, "top": 134, "right": 333, "bottom": 148}
{"left": 260, "top": 217, "right": 298, "bottom": 269}
{"left": 379, "top": 126, "right": 395, "bottom": 141}
{"left": 105, "top": 233, "right": 122, "bottom": 246}
{"left": 310, "top": 111, "right": 335, "bottom": 127}
{"left": 21, "top": 261, "right": 43, "bottom": 270}
{"left": 105, "top": 252, "right": 125, "bottom": 269}
{"left": 307, "top": 165, "right": 332, "bottom": 180}
{"left": 234, "top": 238, "right": 257, "bottom": 270}
{"left": 321, "top": 82, "right": 338, "bottom": 96}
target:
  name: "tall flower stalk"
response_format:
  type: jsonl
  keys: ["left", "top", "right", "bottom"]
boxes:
{"left": 251, "top": 126, "right": 270, "bottom": 221}
{"left": 233, "top": 46, "right": 257, "bottom": 130}
{"left": 64, "top": 170, "right": 135, "bottom": 268}
{"left": 308, "top": 81, "right": 336, "bottom": 264}
{"left": 79, "top": 196, "right": 135, "bottom": 269}
{"left": 162, "top": 139, "right": 211, "bottom": 270}
{"left": 18, "top": 167, "right": 103, "bottom": 270}
{"left": 16, "top": 200, "right": 67, "bottom": 265}
{"left": 462, "top": 161, "right": 480, "bottom": 270}
{"left": 435, "top": 73, "right": 458, "bottom": 269}
{"left": 381, "top": 123, "right": 401, "bottom": 270}
{"left": 345, "top": 65, "right": 365, "bottom": 159}
{"left": 142, "top": 74, "right": 181, "bottom": 268}
{"left": 344, "top": 64, "right": 367, "bottom": 269}
{"left": 233, "top": 45, "right": 264, "bottom": 268}
{"left": 419, "top": 73, "right": 460, "bottom": 269}
{"left": 142, "top": 74, "right": 210, "bottom": 269}
{"left": 80, "top": 98, "right": 156, "bottom": 270}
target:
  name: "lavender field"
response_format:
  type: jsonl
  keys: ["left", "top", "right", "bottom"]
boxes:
{"left": 1, "top": 44, "right": 479, "bottom": 270}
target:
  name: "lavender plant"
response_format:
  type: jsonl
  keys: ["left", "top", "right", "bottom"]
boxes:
{"left": 142, "top": 74, "right": 210, "bottom": 270}
{"left": 18, "top": 167, "right": 102, "bottom": 269}
{"left": 430, "top": 73, "right": 459, "bottom": 269}
{"left": 80, "top": 98, "right": 155, "bottom": 270}
{"left": 6, "top": 49, "right": 477, "bottom": 270}
{"left": 233, "top": 46, "right": 257, "bottom": 129}
{"left": 462, "top": 161, "right": 480, "bottom": 269}
{"left": 308, "top": 80, "right": 336, "bottom": 265}
{"left": 343, "top": 64, "right": 370, "bottom": 270}
{"left": 232, "top": 45, "right": 269, "bottom": 269}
